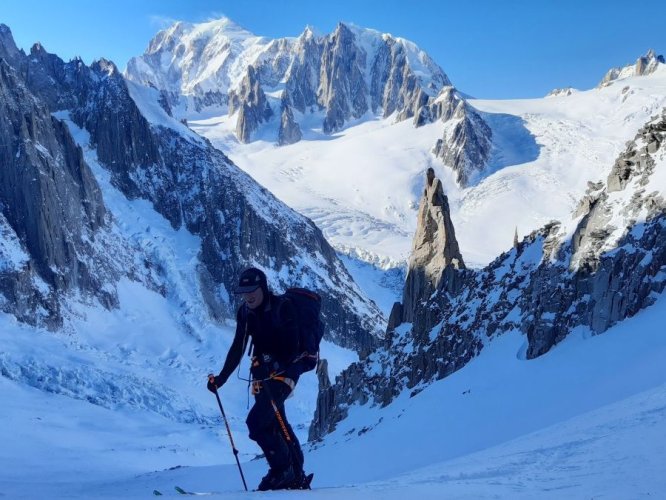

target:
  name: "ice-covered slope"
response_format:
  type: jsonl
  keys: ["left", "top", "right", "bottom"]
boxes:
{"left": 2, "top": 288, "right": 664, "bottom": 498}
{"left": 193, "top": 65, "right": 666, "bottom": 269}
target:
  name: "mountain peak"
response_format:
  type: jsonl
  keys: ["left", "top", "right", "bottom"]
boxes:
{"left": 299, "top": 25, "right": 317, "bottom": 40}
{"left": 30, "top": 42, "right": 47, "bottom": 55}
{"left": 192, "top": 16, "right": 255, "bottom": 38}
{"left": 599, "top": 49, "right": 664, "bottom": 87}
{"left": 92, "top": 58, "right": 120, "bottom": 77}
{"left": 0, "top": 23, "right": 21, "bottom": 60}
{"left": 126, "top": 16, "right": 461, "bottom": 150}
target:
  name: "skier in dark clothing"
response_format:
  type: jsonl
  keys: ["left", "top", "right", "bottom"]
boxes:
{"left": 207, "top": 267, "right": 306, "bottom": 491}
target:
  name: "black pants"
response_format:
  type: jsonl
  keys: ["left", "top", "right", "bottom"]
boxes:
{"left": 246, "top": 379, "right": 304, "bottom": 473}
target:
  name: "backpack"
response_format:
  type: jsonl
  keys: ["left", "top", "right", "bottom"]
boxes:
{"left": 274, "top": 288, "right": 325, "bottom": 373}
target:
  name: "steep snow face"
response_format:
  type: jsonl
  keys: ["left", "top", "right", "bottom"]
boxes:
{"left": 465, "top": 65, "right": 666, "bottom": 264}
{"left": 2, "top": 294, "right": 664, "bottom": 498}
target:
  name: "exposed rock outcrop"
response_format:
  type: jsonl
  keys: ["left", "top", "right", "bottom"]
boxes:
{"left": 599, "top": 49, "right": 665, "bottom": 87}
{"left": 0, "top": 56, "right": 118, "bottom": 328}
{"left": 430, "top": 89, "right": 493, "bottom": 186}
{"left": 277, "top": 101, "right": 302, "bottom": 145}
{"left": 230, "top": 66, "right": 273, "bottom": 143}
{"left": 395, "top": 169, "right": 466, "bottom": 332}
{"left": 545, "top": 87, "right": 577, "bottom": 97}
{"left": 318, "top": 23, "right": 368, "bottom": 133}
{"left": 284, "top": 27, "right": 322, "bottom": 114}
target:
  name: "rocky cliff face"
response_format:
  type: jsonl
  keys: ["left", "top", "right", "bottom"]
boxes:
{"left": 230, "top": 66, "right": 273, "bottom": 143}
{"left": 0, "top": 56, "right": 125, "bottom": 329}
{"left": 0, "top": 25, "right": 383, "bottom": 352}
{"left": 278, "top": 100, "right": 302, "bottom": 145}
{"left": 430, "top": 89, "right": 493, "bottom": 186}
{"left": 318, "top": 24, "right": 368, "bottom": 133}
{"left": 125, "top": 18, "right": 491, "bottom": 187}
{"left": 310, "top": 109, "right": 666, "bottom": 440}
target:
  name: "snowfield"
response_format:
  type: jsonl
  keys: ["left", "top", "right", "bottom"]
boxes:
{"left": 1, "top": 292, "right": 664, "bottom": 499}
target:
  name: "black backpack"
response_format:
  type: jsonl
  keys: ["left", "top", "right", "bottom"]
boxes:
{"left": 275, "top": 288, "right": 325, "bottom": 372}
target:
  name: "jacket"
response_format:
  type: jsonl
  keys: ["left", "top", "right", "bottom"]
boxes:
{"left": 217, "top": 292, "right": 301, "bottom": 386}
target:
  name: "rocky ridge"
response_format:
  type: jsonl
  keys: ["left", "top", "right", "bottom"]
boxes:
{"left": 545, "top": 87, "right": 577, "bottom": 97}
{"left": 310, "top": 109, "right": 666, "bottom": 440}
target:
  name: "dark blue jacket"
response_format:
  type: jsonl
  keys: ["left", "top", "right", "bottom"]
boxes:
{"left": 217, "top": 292, "right": 301, "bottom": 385}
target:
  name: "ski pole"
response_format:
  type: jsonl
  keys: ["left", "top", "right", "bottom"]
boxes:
{"left": 208, "top": 378, "right": 248, "bottom": 492}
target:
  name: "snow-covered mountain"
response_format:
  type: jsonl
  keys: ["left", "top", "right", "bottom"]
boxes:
{"left": 0, "top": 23, "right": 384, "bottom": 350}
{"left": 125, "top": 18, "right": 492, "bottom": 187}
{"left": 0, "top": 20, "right": 390, "bottom": 455}
{"left": 1, "top": 16, "right": 665, "bottom": 498}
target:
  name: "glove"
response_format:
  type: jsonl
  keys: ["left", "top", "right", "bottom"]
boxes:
{"left": 207, "top": 373, "right": 224, "bottom": 393}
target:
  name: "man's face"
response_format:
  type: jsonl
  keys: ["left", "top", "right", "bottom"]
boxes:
{"left": 426, "top": 169, "right": 435, "bottom": 183}
{"left": 242, "top": 286, "right": 264, "bottom": 310}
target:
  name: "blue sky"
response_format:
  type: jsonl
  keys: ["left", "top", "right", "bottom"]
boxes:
{"left": 0, "top": 0, "right": 663, "bottom": 99}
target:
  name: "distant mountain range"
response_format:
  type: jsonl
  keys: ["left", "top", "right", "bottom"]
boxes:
{"left": 125, "top": 18, "right": 491, "bottom": 186}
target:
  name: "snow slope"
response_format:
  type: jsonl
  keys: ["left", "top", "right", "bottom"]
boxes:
{"left": 2, "top": 281, "right": 664, "bottom": 499}
{"left": 191, "top": 66, "right": 666, "bottom": 269}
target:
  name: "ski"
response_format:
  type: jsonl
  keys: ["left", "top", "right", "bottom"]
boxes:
{"left": 172, "top": 473, "right": 313, "bottom": 495}
{"left": 175, "top": 485, "right": 215, "bottom": 496}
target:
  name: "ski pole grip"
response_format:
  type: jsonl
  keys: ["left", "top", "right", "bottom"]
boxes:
{"left": 208, "top": 374, "right": 219, "bottom": 394}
